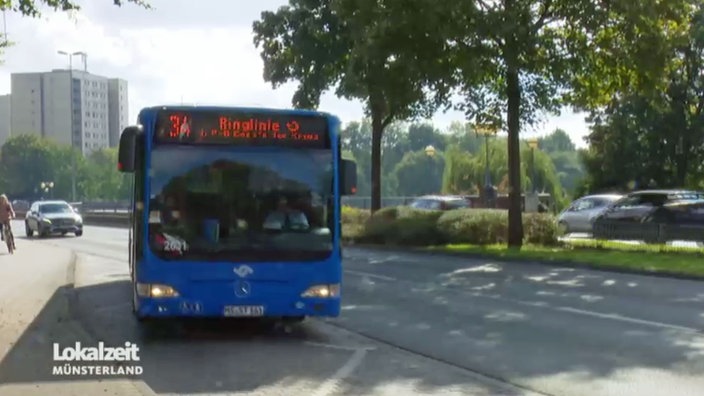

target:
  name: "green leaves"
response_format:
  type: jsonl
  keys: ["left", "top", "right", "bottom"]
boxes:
{"left": 0, "top": 0, "right": 150, "bottom": 17}
{"left": 0, "top": 134, "right": 129, "bottom": 200}
{"left": 253, "top": 0, "right": 453, "bottom": 120}
{"left": 581, "top": 2, "right": 704, "bottom": 192}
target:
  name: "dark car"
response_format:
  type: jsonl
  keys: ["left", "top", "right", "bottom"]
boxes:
{"left": 592, "top": 189, "right": 704, "bottom": 242}
{"left": 25, "top": 200, "right": 84, "bottom": 237}
{"left": 408, "top": 195, "right": 471, "bottom": 211}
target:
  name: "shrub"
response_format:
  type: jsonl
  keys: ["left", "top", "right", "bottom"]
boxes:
{"left": 523, "top": 212, "right": 559, "bottom": 245}
{"left": 345, "top": 205, "right": 558, "bottom": 247}
{"left": 437, "top": 209, "right": 509, "bottom": 245}
{"left": 341, "top": 206, "right": 369, "bottom": 242}
{"left": 359, "top": 207, "right": 444, "bottom": 246}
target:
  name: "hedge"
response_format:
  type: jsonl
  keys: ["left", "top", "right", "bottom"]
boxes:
{"left": 341, "top": 206, "right": 558, "bottom": 246}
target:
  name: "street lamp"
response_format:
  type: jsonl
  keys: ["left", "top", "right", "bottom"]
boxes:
{"left": 527, "top": 138, "right": 539, "bottom": 193}
{"left": 40, "top": 181, "right": 55, "bottom": 199}
{"left": 475, "top": 124, "right": 498, "bottom": 208}
{"left": 57, "top": 50, "right": 86, "bottom": 203}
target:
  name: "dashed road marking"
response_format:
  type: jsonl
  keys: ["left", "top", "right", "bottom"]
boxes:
{"left": 344, "top": 269, "right": 396, "bottom": 282}
{"left": 304, "top": 341, "right": 376, "bottom": 351}
{"left": 311, "top": 348, "right": 368, "bottom": 396}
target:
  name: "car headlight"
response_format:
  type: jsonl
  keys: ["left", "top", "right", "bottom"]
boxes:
{"left": 75, "top": 216, "right": 83, "bottom": 224}
{"left": 136, "top": 283, "right": 180, "bottom": 298}
{"left": 301, "top": 284, "right": 340, "bottom": 298}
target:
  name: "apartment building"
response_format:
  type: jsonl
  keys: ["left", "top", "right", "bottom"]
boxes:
{"left": 3, "top": 69, "right": 129, "bottom": 155}
{"left": 0, "top": 94, "right": 9, "bottom": 145}
{"left": 108, "top": 78, "right": 129, "bottom": 148}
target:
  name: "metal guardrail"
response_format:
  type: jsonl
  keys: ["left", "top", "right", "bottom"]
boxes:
{"left": 593, "top": 220, "right": 704, "bottom": 243}
{"left": 65, "top": 194, "right": 556, "bottom": 212}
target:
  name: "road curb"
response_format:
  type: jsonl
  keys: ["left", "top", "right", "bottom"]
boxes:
{"left": 62, "top": 251, "right": 157, "bottom": 396}
{"left": 344, "top": 243, "right": 704, "bottom": 282}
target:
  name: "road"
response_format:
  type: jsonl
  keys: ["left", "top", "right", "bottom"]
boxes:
{"left": 1, "top": 221, "right": 703, "bottom": 395}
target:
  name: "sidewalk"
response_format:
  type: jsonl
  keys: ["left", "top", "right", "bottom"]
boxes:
{"left": 0, "top": 238, "right": 149, "bottom": 396}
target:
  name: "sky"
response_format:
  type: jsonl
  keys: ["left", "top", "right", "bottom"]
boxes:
{"left": 0, "top": 0, "right": 591, "bottom": 148}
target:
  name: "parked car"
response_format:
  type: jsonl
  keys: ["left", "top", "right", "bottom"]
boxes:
{"left": 25, "top": 200, "right": 84, "bottom": 238}
{"left": 592, "top": 189, "right": 704, "bottom": 242}
{"left": 594, "top": 190, "right": 704, "bottom": 222}
{"left": 557, "top": 194, "right": 623, "bottom": 233}
{"left": 408, "top": 195, "right": 471, "bottom": 211}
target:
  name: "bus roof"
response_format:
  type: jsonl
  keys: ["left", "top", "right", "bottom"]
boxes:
{"left": 139, "top": 105, "right": 335, "bottom": 119}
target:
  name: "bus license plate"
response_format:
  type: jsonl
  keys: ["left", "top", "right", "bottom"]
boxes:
{"left": 223, "top": 305, "right": 265, "bottom": 317}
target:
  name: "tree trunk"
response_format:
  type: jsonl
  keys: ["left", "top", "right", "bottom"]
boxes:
{"left": 506, "top": 65, "right": 523, "bottom": 247}
{"left": 370, "top": 116, "right": 383, "bottom": 213}
{"left": 676, "top": 133, "right": 689, "bottom": 187}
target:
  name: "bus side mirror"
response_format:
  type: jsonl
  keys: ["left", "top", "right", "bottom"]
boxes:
{"left": 340, "top": 159, "right": 357, "bottom": 195}
{"left": 118, "top": 126, "right": 142, "bottom": 173}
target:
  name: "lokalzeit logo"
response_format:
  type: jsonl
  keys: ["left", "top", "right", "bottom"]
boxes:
{"left": 52, "top": 342, "right": 143, "bottom": 376}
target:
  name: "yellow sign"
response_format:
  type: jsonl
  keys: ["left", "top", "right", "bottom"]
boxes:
{"left": 474, "top": 124, "right": 496, "bottom": 135}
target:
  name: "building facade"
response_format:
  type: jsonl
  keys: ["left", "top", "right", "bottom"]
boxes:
{"left": 3, "top": 69, "right": 128, "bottom": 155}
{"left": 0, "top": 94, "right": 10, "bottom": 145}
{"left": 108, "top": 78, "right": 129, "bottom": 148}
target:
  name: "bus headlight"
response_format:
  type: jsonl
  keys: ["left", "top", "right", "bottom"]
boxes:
{"left": 301, "top": 284, "right": 340, "bottom": 298}
{"left": 136, "top": 283, "right": 180, "bottom": 298}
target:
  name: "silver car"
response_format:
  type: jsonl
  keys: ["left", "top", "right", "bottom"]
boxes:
{"left": 557, "top": 194, "right": 623, "bottom": 234}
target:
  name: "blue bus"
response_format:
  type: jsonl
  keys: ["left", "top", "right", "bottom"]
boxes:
{"left": 117, "top": 105, "right": 357, "bottom": 323}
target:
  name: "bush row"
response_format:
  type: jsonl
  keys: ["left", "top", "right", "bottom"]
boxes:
{"left": 341, "top": 205, "right": 558, "bottom": 246}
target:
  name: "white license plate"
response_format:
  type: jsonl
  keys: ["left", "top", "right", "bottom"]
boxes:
{"left": 223, "top": 305, "right": 265, "bottom": 317}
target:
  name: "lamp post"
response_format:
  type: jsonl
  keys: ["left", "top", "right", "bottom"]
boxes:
{"left": 57, "top": 50, "right": 86, "bottom": 203}
{"left": 475, "top": 124, "right": 497, "bottom": 207}
{"left": 40, "top": 181, "right": 55, "bottom": 199}
{"left": 474, "top": 125, "right": 495, "bottom": 187}
{"left": 527, "top": 138, "right": 539, "bottom": 193}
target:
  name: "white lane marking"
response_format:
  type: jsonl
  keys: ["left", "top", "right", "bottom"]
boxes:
{"left": 469, "top": 292, "right": 701, "bottom": 334}
{"left": 344, "top": 269, "right": 396, "bottom": 282}
{"left": 347, "top": 262, "right": 701, "bottom": 334}
{"left": 304, "top": 341, "right": 376, "bottom": 351}
{"left": 311, "top": 348, "right": 367, "bottom": 396}
{"left": 555, "top": 306, "right": 699, "bottom": 333}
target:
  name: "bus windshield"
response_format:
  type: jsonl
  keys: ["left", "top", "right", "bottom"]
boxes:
{"left": 147, "top": 145, "right": 334, "bottom": 262}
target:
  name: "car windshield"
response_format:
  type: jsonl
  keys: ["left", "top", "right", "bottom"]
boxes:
{"left": 39, "top": 203, "right": 72, "bottom": 214}
{"left": 148, "top": 145, "right": 334, "bottom": 262}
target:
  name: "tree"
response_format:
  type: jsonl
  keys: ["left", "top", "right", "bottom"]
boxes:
{"left": 441, "top": 137, "right": 565, "bottom": 207}
{"left": 539, "top": 129, "right": 575, "bottom": 153}
{"left": 0, "top": 134, "right": 58, "bottom": 198}
{"left": 407, "top": 123, "right": 446, "bottom": 152}
{"left": 442, "top": 0, "right": 693, "bottom": 247}
{"left": 392, "top": 149, "right": 445, "bottom": 196}
{"left": 0, "top": 0, "right": 150, "bottom": 16}
{"left": 252, "top": 0, "right": 453, "bottom": 212}
{"left": 582, "top": 3, "right": 704, "bottom": 192}
{"left": 80, "top": 148, "right": 130, "bottom": 200}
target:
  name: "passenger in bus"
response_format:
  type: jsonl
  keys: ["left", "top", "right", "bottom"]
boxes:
{"left": 263, "top": 197, "right": 309, "bottom": 231}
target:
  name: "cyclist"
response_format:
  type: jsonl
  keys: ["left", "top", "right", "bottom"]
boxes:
{"left": 0, "top": 194, "right": 15, "bottom": 248}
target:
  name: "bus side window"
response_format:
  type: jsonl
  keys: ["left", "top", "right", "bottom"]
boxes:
{"left": 134, "top": 139, "right": 145, "bottom": 259}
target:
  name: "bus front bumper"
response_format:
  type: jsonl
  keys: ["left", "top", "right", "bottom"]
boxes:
{"left": 135, "top": 284, "right": 340, "bottom": 318}
{"left": 134, "top": 295, "right": 341, "bottom": 319}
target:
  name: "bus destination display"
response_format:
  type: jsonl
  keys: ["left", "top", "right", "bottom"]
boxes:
{"left": 154, "top": 110, "right": 329, "bottom": 148}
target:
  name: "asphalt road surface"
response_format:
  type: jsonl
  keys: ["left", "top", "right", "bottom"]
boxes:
{"left": 1, "top": 220, "right": 703, "bottom": 395}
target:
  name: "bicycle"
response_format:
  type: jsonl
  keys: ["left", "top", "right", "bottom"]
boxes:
{"left": 3, "top": 221, "right": 15, "bottom": 255}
